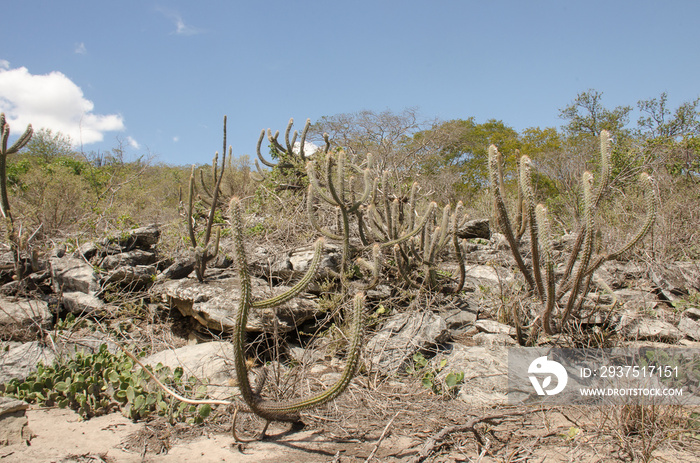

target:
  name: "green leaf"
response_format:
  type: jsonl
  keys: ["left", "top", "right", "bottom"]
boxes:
{"left": 54, "top": 381, "right": 68, "bottom": 392}
{"left": 445, "top": 372, "right": 463, "bottom": 389}
{"left": 126, "top": 385, "right": 135, "bottom": 403}
{"left": 133, "top": 395, "right": 146, "bottom": 411}
{"left": 198, "top": 404, "right": 212, "bottom": 419}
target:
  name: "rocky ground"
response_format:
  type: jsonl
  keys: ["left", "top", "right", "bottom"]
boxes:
{"left": 1, "top": 222, "right": 700, "bottom": 462}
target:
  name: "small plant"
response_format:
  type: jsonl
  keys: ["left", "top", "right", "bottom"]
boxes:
{"left": 407, "top": 352, "right": 464, "bottom": 395}
{"left": 0, "top": 344, "right": 211, "bottom": 423}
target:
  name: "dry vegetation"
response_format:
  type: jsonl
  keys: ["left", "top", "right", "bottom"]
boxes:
{"left": 2, "top": 92, "right": 700, "bottom": 461}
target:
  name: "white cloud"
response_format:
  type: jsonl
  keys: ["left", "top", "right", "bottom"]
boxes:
{"left": 293, "top": 141, "right": 319, "bottom": 158}
{"left": 0, "top": 60, "right": 9, "bottom": 70}
{"left": 0, "top": 64, "right": 124, "bottom": 146}
{"left": 127, "top": 136, "right": 140, "bottom": 149}
{"left": 173, "top": 136, "right": 180, "bottom": 143}
{"left": 74, "top": 42, "right": 87, "bottom": 55}
{"left": 156, "top": 7, "right": 203, "bottom": 36}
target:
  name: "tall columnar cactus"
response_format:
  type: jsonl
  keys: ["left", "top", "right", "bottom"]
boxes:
{"left": 187, "top": 116, "right": 228, "bottom": 282}
{"left": 489, "top": 130, "right": 659, "bottom": 336}
{"left": 252, "top": 118, "right": 330, "bottom": 189}
{"left": 306, "top": 150, "right": 439, "bottom": 289}
{"left": 0, "top": 114, "right": 33, "bottom": 281}
{"left": 229, "top": 197, "right": 365, "bottom": 426}
{"left": 393, "top": 199, "right": 469, "bottom": 292}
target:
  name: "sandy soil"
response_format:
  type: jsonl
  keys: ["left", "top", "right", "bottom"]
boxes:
{"left": 2, "top": 403, "right": 699, "bottom": 463}
{"left": 0, "top": 407, "right": 415, "bottom": 463}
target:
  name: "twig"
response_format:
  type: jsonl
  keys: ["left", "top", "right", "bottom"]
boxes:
{"left": 408, "top": 410, "right": 526, "bottom": 463}
{"left": 117, "top": 344, "right": 238, "bottom": 408}
{"left": 364, "top": 411, "right": 400, "bottom": 462}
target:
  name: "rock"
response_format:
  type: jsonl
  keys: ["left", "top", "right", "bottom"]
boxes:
{"left": 465, "top": 265, "right": 514, "bottom": 291}
{"left": 61, "top": 291, "right": 107, "bottom": 316}
{"left": 441, "top": 308, "right": 477, "bottom": 330}
{"left": 103, "top": 265, "right": 156, "bottom": 288}
{"left": 0, "top": 297, "right": 52, "bottom": 341}
{"left": 617, "top": 309, "right": 683, "bottom": 342}
{"left": 366, "top": 284, "right": 392, "bottom": 300}
{"left": 678, "top": 317, "right": 700, "bottom": 341}
{"left": 156, "top": 275, "right": 320, "bottom": 333}
{"left": 683, "top": 307, "right": 700, "bottom": 321}
{"left": 268, "top": 243, "right": 342, "bottom": 281}
{"left": 601, "top": 261, "right": 648, "bottom": 289}
{"left": 117, "top": 224, "right": 160, "bottom": 250}
{"left": 473, "top": 332, "right": 517, "bottom": 346}
{"left": 50, "top": 257, "right": 99, "bottom": 295}
{"left": 288, "top": 345, "right": 325, "bottom": 365}
{"left": 457, "top": 218, "right": 490, "bottom": 240}
{"left": 72, "top": 242, "right": 100, "bottom": 260}
{"left": 0, "top": 341, "right": 56, "bottom": 384}
{"left": 142, "top": 342, "right": 235, "bottom": 399}
{"left": 100, "top": 250, "right": 157, "bottom": 270}
{"left": 433, "top": 344, "right": 509, "bottom": 406}
{"left": 364, "top": 311, "right": 449, "bottom": 375}
{"left": 0, "top": 397, "right": 31, "bottom": 446}
{"left": 474, "top": 319, "right": 516, "bottom": 336}
{"left": 613, "top": 288, "right": 660, "bottom": 311}
{"left": 157, "top": 256, "right": 196, "bottom": 281}
{"left": 649, "top": 262, "right": 700, "bottom": 301}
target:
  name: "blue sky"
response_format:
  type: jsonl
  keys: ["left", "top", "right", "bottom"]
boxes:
{"left": 1, "top": 1, "right": 698, "bottom": 166}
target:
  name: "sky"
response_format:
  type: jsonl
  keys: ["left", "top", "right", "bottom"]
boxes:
{"left": 1, "top": 1, "right": 699, "bottom": 166}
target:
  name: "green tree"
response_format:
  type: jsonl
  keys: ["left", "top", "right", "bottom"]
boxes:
{"left": 416, "top": 118, "right": 520, "bottom": 196}
{"left": 559, "top": 89, "right": 632, "bottom": 138}
{"left": 22, "top": 129, "right": 76, "bottom": 163}
{"left": 636, "top": 93, "right": 700, "bottom": 178}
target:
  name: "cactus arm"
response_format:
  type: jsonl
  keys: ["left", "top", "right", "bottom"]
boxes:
{"left": 306, "top": 161, "right": 336, "bottom": 205}
{"left": 379, "top": 201, "right": 436, "bottom": 249}
{"left": 563, "top": 130, "right": 613, "bottom": 282}
{"left": 536, "top": 204, "right": 557, "bottom": 335}
{"left": 584, "top": 172, "right": 658, "bottom": 277}
{"left": 284, "top": 118, "right": 294, "bottom": 155}
{"left": 560, "top": 171, "right": 596, "bottom": 328}
{"left": 488, "top": 145, "right": 536, "bottom": 293}
{"left": 252, "top": 237, "right": 325, "bottom": 309}
{"left": 231, "top": 196, "right": 364, "bottom": 422}
{"left": 520, "top": 155, "right": 545, "bottom": 300}
{"left": 187, "top": 166, "right": 198, "bottom": 248}
{"left": 256, "top": 130, "right": 277, "bottom": 168}
{"left": 306, "top": 185, "right": 344, "bottom": 241}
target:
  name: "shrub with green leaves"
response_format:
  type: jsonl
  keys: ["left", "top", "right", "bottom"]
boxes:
{"left": 407, "top": 352, "right": 465, "bottom": 395}
{"left": 0, "top": 343, "right": 212, "bottom": 423}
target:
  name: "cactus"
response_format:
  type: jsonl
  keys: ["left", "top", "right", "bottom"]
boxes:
{"left": 306, "top": 150, "right": 443, "bottom": 290}
{"left": 393, "top": 200, "right": 469, "bottom": 292}
{"left": 229, "top": 197, "right": 365, "bottom": 426}
{"left": 489, "top": 130, "right": 659, "bottom": 336}
{"left": 252, "top": 118, "right": 330, "bottom": 190}
{"left": 187, "top": 116, "right": 229, "bottom": 282}
{"left": 0, "top": 114, "right": 33, "bottom": 281}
